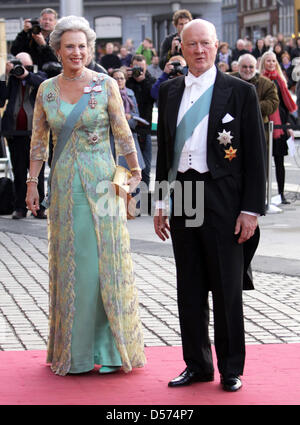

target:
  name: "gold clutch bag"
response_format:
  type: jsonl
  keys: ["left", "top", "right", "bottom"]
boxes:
{"left": 112, "top": 165, "right": 136, "bottom": 220}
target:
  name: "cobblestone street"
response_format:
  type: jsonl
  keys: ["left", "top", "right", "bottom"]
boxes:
{"left": 1, "top": 230, "right": 300, "bottom": 352}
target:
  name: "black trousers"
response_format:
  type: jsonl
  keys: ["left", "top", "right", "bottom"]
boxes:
{"left": 170, "top": 170, "right": 245, "bottom": 377}
{"left": 7, "top": 136, "right": 45, "bottom": 212}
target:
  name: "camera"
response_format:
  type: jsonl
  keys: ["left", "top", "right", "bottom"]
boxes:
{"left": 169, "top": 61, "right": 184, "bottom": 77}
{"left": 131, "top": 66, "right": 144, "bottom": 78}
{"left": 9, "top": 59, "right": 25, "bottom": 77}
{"left": 174, "top": 36, "right": 181, "bottom": 54}
{"left": 29, "top": 19, "right": 42, "bottom": 35}
{"left": 42, "top": 61, "right": 62, "bottom": 78}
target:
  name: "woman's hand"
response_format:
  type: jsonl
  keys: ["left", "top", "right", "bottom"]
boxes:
{"left": 287, "top": 128, "right": 294, "bottom": 139}
{"left": 25, "top": 183, "right": 40, "bottom": 216}
{"left": 127, "top": 171, "right": 141, "bottom": 193}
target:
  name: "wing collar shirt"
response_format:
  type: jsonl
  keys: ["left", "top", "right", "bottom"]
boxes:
{"left": 177, "top": 65, "right": 217, "bottom": 174}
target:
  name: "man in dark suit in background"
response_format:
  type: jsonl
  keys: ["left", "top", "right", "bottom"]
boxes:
{"left": 0, "top": 52, "right": 47, "bottom": 219}
{"left": 154, "top": 19, "right": 266, "bottom": 392}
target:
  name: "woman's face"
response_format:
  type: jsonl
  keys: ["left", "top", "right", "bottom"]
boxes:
{"left": 113, "top": 71, "right": 126, "bottom": 89}
{"left": 257, "top": 39, "right": 264, "bottom": 49}
{"left": 57, "top": 30, "right": 89, "bottom": 73}
{"left": 264, "top": 54, "right": 277, "bottom": 72}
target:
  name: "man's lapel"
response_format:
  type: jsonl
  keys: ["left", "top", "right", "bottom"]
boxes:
{"left": 167, "top": 76, "right": 185, "bottom": 140}
{"left": 207, "top": 70, "right": 233, "bottom": 144}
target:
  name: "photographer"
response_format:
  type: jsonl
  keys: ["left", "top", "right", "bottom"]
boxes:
{"left": 0, "top": 53, "right": 47, "bottom": 219}
{"left": 126, "top": 54, "right": 156, "bottom": 188}
{"left": 151, "top": 56, "right": 187, "bottom": 101}
{"left": 159, "top": 9, "right": 192, "bottom": 70}
{"left": 11, "top": 8, "right": 59, "bottom": 74}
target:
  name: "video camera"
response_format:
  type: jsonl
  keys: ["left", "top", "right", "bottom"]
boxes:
{"left": 131, "top": 66, "right": 144, "bottom": 78}
{"left": 29, "top": 19, "right": 42, "bottom": 35}
{"left": 9, "top": 59, "right": 34, "bottom": 77}
{"left": 169, "top": 61, "right": 185, "bottom": 77}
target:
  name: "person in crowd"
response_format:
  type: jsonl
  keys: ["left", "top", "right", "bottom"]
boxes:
{"left": 244, "top": 39, "right": 253, "bottom": 54}
{"left": 25, "top": 16, "right": 145, "bottom": 376}
{"left": 232, "top": 53, "right": 279, "bottom": 139}
{"left": 285, "top": 37, "right": 295, "bottom": 57}
{"left": 119, "top": 46, "right": 132, "bottom": 67}
{"left": 291, "top": 37, "right": 300, "bottom": 60}
{"left": 124, "top": 38, "right": 135, "bottom": 54}
{"left": 159, "top": 9, "right": 193, "bottom": 70}
{"left": 217, "top": 61, "right": 229, "bottom": 72}
{"left": 277, "top": 32, "right": 286, "bottom": 51}
{"left": 274, "top": 42, "right": 284, "bottom": 64}
{"left": 126, "top": 54, "right": 156, "bottom": 188}
{"left": 151, "top": 55, "right": 187, "bottom": 101}
{"left": 136, "top": 38, "right": 157, "bottom": 65}
{"left": 110, "top": 68, "right": 145, "bottom": 171}
{"left": 231, "top": 39, "right": 248, "bottom": 61}
{"left": 11, "top": 8, "right": 59, "bottom": 74}
{"left": 100, "top": 42, "right": 121, "bottom": 73}
{"left": 154, "top": 19, "right": 266, "bottom": 392}
{"left": 215, "top": 42, "right": 232, "bottom": 70}
{"left": 260, "top": 51, "right": 297, "bottom": 205}
{"left": 280, "top": 52, "right": 294, "bottom": 89}
{"left": 264, "top": 34, "right": 276, "bottom": 51}
{"left": 147, "top": 55, "right": 162, "bottom": 79}
{"left": 252, "top": 38, "right": 267, "bottom": 59}
{"left": 0, "top": 52, "right": 47, "bottom": 220}
{"left": 230, "top": 60, "right": 239, "bottom": 72}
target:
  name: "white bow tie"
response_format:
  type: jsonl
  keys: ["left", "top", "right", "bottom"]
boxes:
{"left": 185, "top": 74, "right": 203, "bottom": 88}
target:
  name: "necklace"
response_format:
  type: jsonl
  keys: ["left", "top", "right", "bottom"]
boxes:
{"left": 62, "top": 70, "right": 86, "bottom": 81}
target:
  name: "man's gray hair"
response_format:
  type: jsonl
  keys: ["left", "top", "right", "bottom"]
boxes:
{"left": 238, "top": 53, "right": 257, "bottom": 65}
{"left": 49, "top": 15, "right": 96, "bottom": 53}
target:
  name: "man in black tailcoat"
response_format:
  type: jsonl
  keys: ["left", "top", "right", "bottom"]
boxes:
{"left": 154, "top": 19, "right": 266, "bottom": 392}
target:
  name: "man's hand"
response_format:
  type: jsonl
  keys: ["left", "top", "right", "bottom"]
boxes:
{"left": 154, "top": 208, "right": 170, "bottom": 241}
{"left": 32, "top": 32, "right": 46, "bottom": 46}
{"left": 234, "top": 212, "right": 258, "bottom": 244}
{"left": 23, "top": 19, "right": 32, "bottom": 33}
{"left": 134, "top": 73, "right": 145, "bottom": 82}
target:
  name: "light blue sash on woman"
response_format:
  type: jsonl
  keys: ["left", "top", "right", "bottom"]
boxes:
{"left": 42, "top": 90, "right": 93, "bottom": 208}
{"left": 168, "top": 84, "right": 214, "bottom": 186}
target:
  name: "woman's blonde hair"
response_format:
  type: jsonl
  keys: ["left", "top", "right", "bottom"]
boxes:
{"left": 259, "top": 51, "right": 287, "bottom": 85}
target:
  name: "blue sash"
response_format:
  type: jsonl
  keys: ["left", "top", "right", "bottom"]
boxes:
{"left": 42, "top": 86, "right": 94, "bottom": 208}
{"left": 168, "top": 84, "right": 214, "bottom": 185}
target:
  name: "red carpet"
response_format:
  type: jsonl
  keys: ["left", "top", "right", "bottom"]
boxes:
{"left": 0, "top": 344, "right": 299, "bottom": 405}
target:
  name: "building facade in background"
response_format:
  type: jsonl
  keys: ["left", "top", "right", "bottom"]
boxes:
{"left": 0, "top": 0, "right": 222, "bottom": 54}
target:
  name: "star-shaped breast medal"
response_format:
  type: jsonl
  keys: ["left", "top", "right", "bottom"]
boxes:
{"left": 224, "top": 146, "right": 237, "bottom": 161}
{"left": 217, "top": 129, "right": 233, "bottom": 146}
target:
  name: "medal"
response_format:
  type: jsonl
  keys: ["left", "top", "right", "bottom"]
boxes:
{"left": 217, "top": 129, "right": 233, "bottom": 146}
{"left": 88, "top": 132, "right": 99, "bottom": 145}
{"left": 224, "top": 146, "right": 237, "bottom": 161}
{"left": 88, "top": 92, "right": 97, "bottom": 109}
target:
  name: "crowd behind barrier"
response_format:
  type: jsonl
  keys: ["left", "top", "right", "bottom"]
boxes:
{"left": 1, "top": 7, "right": 300, "bottom": 219}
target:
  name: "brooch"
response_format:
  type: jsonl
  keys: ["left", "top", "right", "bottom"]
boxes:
{"left": 224, "top": 146, "right": 237, "bottom": 161}
{"left": 46, "top": 92, "right": 56, "bottom": 102}
{"left": 88, "top": 132, "right": 99, "bottom": 145}
{"left": 217, "top": 129, "right": 233, "bottom": 146}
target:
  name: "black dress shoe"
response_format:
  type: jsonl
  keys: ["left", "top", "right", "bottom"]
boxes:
{"left": 32, "top": 210, "right": 47, "bottom": 219}
{"left": 168, "top": 368, "right": 214, "bottom": 387}
{"left": 12, "top": 210, "right": 27, "bottom": 220}
{"left": 280, "top": 194, "right": 290, "bottom": 205}
{"left": 220, "top": 375, "right": 242, "bottom": 392}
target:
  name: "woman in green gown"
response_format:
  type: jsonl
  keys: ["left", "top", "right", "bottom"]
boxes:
{"left": 26, "top": 16, "right": 146, "bottom": 376}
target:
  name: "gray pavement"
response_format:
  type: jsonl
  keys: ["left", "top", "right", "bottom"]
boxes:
{"left": 1, "top": 141, "right": 300, "bottom": 352}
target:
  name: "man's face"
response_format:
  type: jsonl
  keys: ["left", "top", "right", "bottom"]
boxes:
{"left": 40, "top": 13, "right": 56, "bottom": 32}
{"left": 175, "top": 18, "right": 190, "bottom": 35}
{"left": 106, "top": 43, "right": 114, "bottom": 54}
{"left": 181, "top": 21, "right": 218, "bottom": 77}
{"left": 239, "top": 58, "right": 256, "bottom": 80}
{"left": 132, "top": 59, "right": 146, "bottom": 77}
